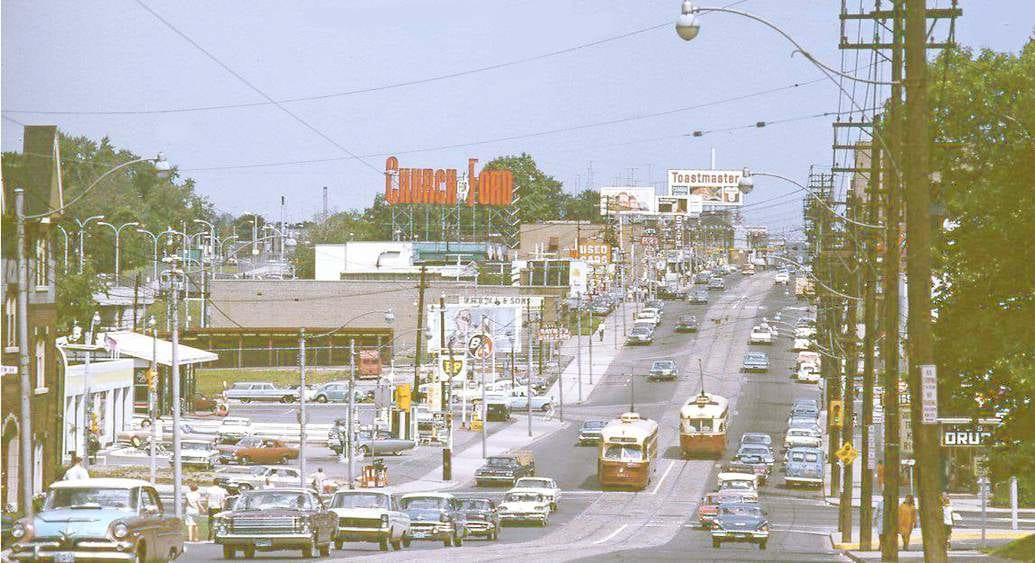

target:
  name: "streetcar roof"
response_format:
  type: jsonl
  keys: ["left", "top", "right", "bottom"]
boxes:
{"left": 600, "top": 412, "right": 659, "bottom": 443}
{"left": 680, "top": 392, "right": 730, "bottom": 418}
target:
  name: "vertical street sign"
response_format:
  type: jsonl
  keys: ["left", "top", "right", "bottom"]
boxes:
{"left": 920, "top": 364, "right": 938, "bottom": 424}
{"left": 867, "top": 425, "right": 876, "bottom": 469}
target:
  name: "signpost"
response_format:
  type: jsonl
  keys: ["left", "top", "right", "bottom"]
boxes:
{"left": 920, "top": 364, "right": 938, "bottom": 424}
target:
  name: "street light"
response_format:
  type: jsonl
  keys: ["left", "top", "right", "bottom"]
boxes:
{"left": 135, "top": 228, "right": 160, "bottom": 284}
{"left": 97, "top": 221, "right": 140, "bottom": 284}
{"left": 81, "top": 311, "right": 102, "bottom": 470}
{"left": 675, "top": 1, "right": 700, "bottom": 41}
{"left": 738, "top": 170, "right": 883, "bottom": 230}
{"left": 74, "top": 215, "right": 105, "bottom": 274}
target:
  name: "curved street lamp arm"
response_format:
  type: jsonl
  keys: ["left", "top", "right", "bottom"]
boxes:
{"left": 751, "top": 172, "right": 884, "bottom": 230}
{"left": 27, "top": 157, "right": 161, "bottom": 220}
{"left": 693, "top": 6, "right": 895, "bottom": 86}
{"left": 307, "top": 309, "right": 393, "bottom": 340}
{"left": 770, "top": 256, "right": 864, "bottom": 301}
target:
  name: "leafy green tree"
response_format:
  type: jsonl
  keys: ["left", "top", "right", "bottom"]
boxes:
{"left": 484, "top": 153, "right": 567, "bottom": 223}
{"left": 56, "top": 263, "right": 105, "bottom": 331}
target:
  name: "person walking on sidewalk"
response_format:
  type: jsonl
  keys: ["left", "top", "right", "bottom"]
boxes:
{"left": 898, "top": 495, "right": 917, "bottom": 550}
{"left": 942, "top": 492, "right": 956, "bottom": 551}
{"left": 205, "top": 479, "right": 228, "bottom": 541}
{"left": 63, "top": 455, "right": 90, "bottom": 481}
{"left": 873, "top": 498, "right": 885, "bottom": 551}
{"left": 311, "top": 467, "right": 327, "bottom": 494}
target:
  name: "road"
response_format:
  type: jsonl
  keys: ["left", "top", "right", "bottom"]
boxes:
{"left": 181, "top": 270, "right": 847, "bottom": 561}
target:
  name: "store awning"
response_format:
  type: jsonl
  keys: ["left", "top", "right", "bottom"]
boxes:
{"left": 100, "top": 331, "right": 218, "bottom": 367}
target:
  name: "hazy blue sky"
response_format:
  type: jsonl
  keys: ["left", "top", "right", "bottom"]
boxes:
{"left": 3, "top": 1, "right": 1032, "bottom": 234}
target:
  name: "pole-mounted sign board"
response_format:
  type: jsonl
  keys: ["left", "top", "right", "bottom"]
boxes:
{"left": 920, "top": 364, "right": 938, "bottom": 425}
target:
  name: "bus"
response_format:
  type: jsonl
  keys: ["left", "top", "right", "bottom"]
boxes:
{"left": 597, "top": 412, "right": 660, "bottom": 490}
{"left": 679, "top": 392, "right": 730, "bottom": 458}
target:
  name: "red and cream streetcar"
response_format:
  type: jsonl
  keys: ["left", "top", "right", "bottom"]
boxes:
{"left": 679, "top": 392, "right": 730, "bottom": 458}
{"left": 597, "top": 412, "right": 660, "bottom": 490}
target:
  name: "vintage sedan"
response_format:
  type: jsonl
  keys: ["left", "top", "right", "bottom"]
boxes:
{"left": 697, "top": 491, "right": 759, "bottom": 529}
{"left": 497, "top": 490, "right": 551, "bottom": 527}
{"left": 213, "top": 488, "right": 336, "bottom": 559}
{"left": 711, "top": 503, "right": 769, "bottom": 550}
{"left": 116, "top": 421, "right": 216, "bottom": 448}
{"left": 328, "top": 425, "right": 416, "bottom": 457}
{"left": 219, "top": 436, "right": 299, "bottom": 465}
{"left": 577, "top": 420, "right": 608, "bottom": 446}
{"left": 312, "top": 381, "right": 365, "bottom": 403}
{"left": 741, "top": 352, "right": 770, "bottom": 373}
{"left": 648, "top": 359, "right": 678, "bottom": 382}
{"left": 8, "top": 478, "right": 183, "bottom": 562}
{"left": 176, "top": 438, "right": 221, "bottom": 468}
{"left": 328, "top": 490, "right": 410, "bottom": 551}
{"left": 512, "top": 477, "right": 561, "bottom": 511}
{"left": 398, "top": 493, "right": 468, "bottom": 547}
{"left": 459, "top": 498, "right": 501, "bottom": 541}
{"left": 216, "top": 465, "right": 302, "bottom": 493}
{"left": 507, "top": 393, "right": 553, "bottom": 413}
{"left": 675, "top": 314, "right": 699, "bottom": 332}
{"left": 218, "top": 417, "right": 253, "bottom": 444}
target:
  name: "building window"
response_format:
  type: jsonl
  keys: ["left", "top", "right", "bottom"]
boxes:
{"left": 35, "top": 237, "right": 49, "bottom": 288}
{"left": 4, "top": 297, "right": 14, "bottom": 349}
{"left": 34, "top": 338, "right": 46, "bottom": 390}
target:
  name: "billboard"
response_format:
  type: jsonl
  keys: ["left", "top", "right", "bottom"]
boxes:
{"left": 426, "top": 303, "right": 523, "bottom": 354}
{"left": 656, "top": 195, "right": 704, "bottom": 215}
{"left": 667, "top": 169, "right": 744, "bottom": 207}
{"left": 385, "top": 156, "right": 513, "bottom": 206}
{"left": 599, "top": 187, "right": 657, "bottom": 214}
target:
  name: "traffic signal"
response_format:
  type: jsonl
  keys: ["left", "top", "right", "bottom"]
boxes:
{"left": 395, "top": 384, "right": 412, "bottom": 411}
{"left": 829, "top": 400, "right": 844, "bottom": 428}
{"left": 145, "top": 367, "right": 157, "bottom": 389}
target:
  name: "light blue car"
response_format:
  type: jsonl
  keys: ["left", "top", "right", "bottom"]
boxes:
{"left": 508, "top": 394, "right": 553, "bottom": 412}
{"left": 312, "top": 381, "right": 365, "bottom": 403}
{"left": 784, "top": 446, "right": 825, "bottom": 488}
{"left": 8, "top": 478, "right": 183, "bottom": 562}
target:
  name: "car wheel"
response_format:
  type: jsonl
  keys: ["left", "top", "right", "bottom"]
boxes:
{"left": 279, "top": 455, "right": 289, "bottom": 465}
{"left": 541, "top": 515, "right": 549, "bottom": 527}
{"left": 712, "top": 539, "right": 721, "bottom": 549}
{"left": 379, "top": 537, "right": 389, "bottom": 551}
{"left": 237, "top": 483, "right": 252, "bottom": 491}
{"left": 359, "top": 445, "right": 370, "bottom": 457}
{"left": 315, "top": 394, "right": 328, "bottom": 403}
{"left": 240, "top": 398, "right": 251, "bottom": 404}
{"left": 222, "top": 545, "right": 236, "bottom": 559}
{"left": 443, "top": 537, "right": 452, "bottom": 548}
{"left": 240, "top": 456, "right": 251, "bottom": 465}
{"left": 282, "top": 396, "right": 296, "bottom": 404}
{"left": 540, "top": 403, "right": 552, "bottom": 412}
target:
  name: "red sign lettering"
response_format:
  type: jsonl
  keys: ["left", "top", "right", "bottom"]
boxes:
{"left": 385, "top": 156, "right": 512, "bottom": 206}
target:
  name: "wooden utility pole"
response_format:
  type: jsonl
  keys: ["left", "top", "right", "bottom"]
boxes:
{"left": 840, "top": 195, "right": 860, "bottom": 543}
{"left": 859, "top": 135, "right": 882, "bottom": 551}
{"left": 904, "top": 0, "right": 946, "bottom": 558}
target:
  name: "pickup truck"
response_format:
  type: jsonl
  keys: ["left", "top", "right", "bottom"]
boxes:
{"left": 225, "top": 382, "right": 300, "bottom": 404}
{"left": 475, "top": 452, "right": 536, "bottom": 486}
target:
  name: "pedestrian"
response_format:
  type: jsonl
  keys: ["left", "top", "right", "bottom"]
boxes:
{"left": 262, "top": 477, "right": 275, "bottom": 489}
{"left": 63, "top": 455, "right": 90, "bottom": 481}
{"left": 205, "top": 480, "right": 228, "bottom": 541}
{"left": 311, "top": 467, "right": 326, "bottom": 494}
{"left": 942, "top": 492, "right": 956, "bottom": 551}
{"left": 898, "top": 495, "right": 917, "bottom": 550}
{"left": 184, "top": 483, "right": 206, "bottom": 541}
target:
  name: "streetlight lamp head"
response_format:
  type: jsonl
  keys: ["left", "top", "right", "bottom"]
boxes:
{"left": 676, "top": 1, "right": 700, "bottom": 41}
{"left": 153, "top": 153, "right": 172, "bottom": 178}
{"left": 91, "top": 311, "right": 102, "bottom": 325}
{"left": 384, "top": 308, "right": 396, "bottom": 324}
{"left": 737, "top": 168, "right": 754, "bottom": 194}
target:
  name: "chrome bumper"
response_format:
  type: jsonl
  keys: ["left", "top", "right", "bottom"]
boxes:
{"left": 10, "top": 539, "right": 139, "bottom": 561}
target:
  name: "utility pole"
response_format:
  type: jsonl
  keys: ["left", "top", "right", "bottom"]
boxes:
{"left": 440, "top": 296, "right": 453, "bottom": 481}
{"left": 347, "top": 339, "right": 356, "bottom": 488}
{"left": 149, "top": 317, "right": 158, "bottom": 484}
{"left": 904, "top": 0, "right": 946, "bottom": 557}
{"left": 169, "top": 268, "right": 184, "bottom": 519}
{"left": 588, "top": 305, "right": 594, "bottom": 385}
{"left": 14, "top": 189, "right": 35, "bottom": 518}
{"left": 298, "top": 330, "right": 308, "bottom": 488}
{"left": 576, "top": 301, "right": 582, "bottom": 403}
{"left": 526, "top": 300, "right": 533, "bottom": 438}
{"left": 840, "top": 193, "right": 860, "bottom": 543}
{"left": 859, "top": 135, "right": 881, "bottom": 551}
{"left": 415, "top": 267, "right": 427, "bottom": 476}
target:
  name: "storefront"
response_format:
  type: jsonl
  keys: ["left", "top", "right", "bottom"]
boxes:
{"left": 58, "top": 343, "right": 135, "bottom": 462}
{"left": 939, "top": 417, "right": 1001, "bottom": 494}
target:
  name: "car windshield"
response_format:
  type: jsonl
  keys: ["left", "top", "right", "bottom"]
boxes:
{"left": 237, "top": 436, "right": 262, "bottom": 447}
{"left": 790, "top": 451, "right": 820, "bottom": 463}
{"left": 742, "top": 434, "right": 768, "bottom": 444}
{"left": 719, "top": 505, "right": 762, "bottom": 517}
{"left": 740, "top": 446, "right": 769, "bottom": 456}
{"left": 745, "top": 354, "right": 767, "bottom": 361}
{"left": 720, "top": 480, "right": 753, "bottom": 490}
{"left": 486, "top": 457, "right": 513, "bottom": 467}
{"left": 652, "top": 361, "right": 675, "bottom": 370}
{"left": 399, "top": 497, "right": 448, "bottom": 510}
{"left": 235, "top": 492, "right": 312, "bottom": 511}
{"left": 789, "top": 429, "right": 816, "bottom": 437}
{"left": 331, "top": 493, "right": 389, "bottom": 509}
{"left": 223, "top": 418, "right": 250, "bottom": 427}
{"left": 631, "top": 328, "right": 650, "bottom": 336}
{"left": 46, "top": 488, "right": 136, "bottom": 511}
{"left": 461, "top": 499, "right": 493, "bottom": 511}
{"left": 506, "top": 493, "right": 542, "bottom": 503}
{"left": 583, "top": 421, "right": 607, "bottom": 430}
{"left": 517, "top": 479, "right": 551, "bottom": 488}
{"left": 602, "top": 444, "right": 643, "bottom": 461}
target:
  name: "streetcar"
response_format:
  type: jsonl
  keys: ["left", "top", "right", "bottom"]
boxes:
{"left": 597, "top": 412, "right": 659, "bottom": 490}
{"left": 679, "top": 392, "right": 730, "bottom": 458}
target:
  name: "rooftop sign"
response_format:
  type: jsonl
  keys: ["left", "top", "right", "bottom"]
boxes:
{"left": 385, "top": 156, "right": 513, "bottom": 206}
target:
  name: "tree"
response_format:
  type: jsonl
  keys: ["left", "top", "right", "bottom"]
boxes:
{"left": 56, "top": 264, "right": 105, "bottom": 332}
{"left": 928, "top": 42, "right": 1035, "bottom": 498}
{"left": 484, "top": 153, "right": 567, "bottom": 223}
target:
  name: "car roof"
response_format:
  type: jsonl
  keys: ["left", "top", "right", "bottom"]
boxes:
{"left": 50, "top": 478, "right": 152, "bottom": 489}
{"left": 717, "top": 502, "right": 763, "bottom": 510}
{"left": 505, "top": 488, "right": 546, "bottom": 495}
{"left": 400, "top": 492, "right": 455, "bottom": 499}
{"left": 241, "top": 487, "right": 316, "bottom": 494}
{"left": 651, "top": 359, "right": 675, "bottom": 365}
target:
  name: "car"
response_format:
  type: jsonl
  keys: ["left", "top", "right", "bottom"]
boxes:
{"left": 512, "top": 477, "right": 561, "bottom": 511}
{"left": 784, "top": 427, "right": 823, "bottom": 449}
{"left": 498, "top": 490, "right": 551, "bottom": 527}
{"left": 635, "top": 310, "right": 661, "bottom": 326}
{"left": 688, "top": 289, "right": 710, "bottom": 304}
{"left": 790, "top": 403, "right": 820, "bottom": 420}
{"left": 708, "top": 278, "right": 726, "bottom": 291}
{"left": 740, "top": 432, "right": 772, "bottom": 447}
{"left": 214, "top": 487, "right": 336, "bottom": 558}
{"left": 577, "top": 420, "right": 608, "bottom": 445}
{"left": 626, "top": 326, "right": 654, "bottom": 345}
{"left": 219, "top": 436, "right": 299, "bottom": 465}
{"left": 328, "top": 489, "right": 410, "bottom": 551}
{"left": 727, "top": 455, "right": 772, "bottom": 484}
{"left": 742, "top": 265, "right": 756, "bottom": 275}
{"left": 794, "top": 326, "right": 817, "bottom": 338}
{"left": 475, "top": 452, "right": 536, "bottom": 486}
{"left": 216, "top": 465, "right": 302, "bottom": 493}
{"left": 784, "top": 447, "right": 825, "bottom": 488}
{"left": 711, "top": 503, "right": 769, "bottom": 550}
{"left": 675, "top": 314, "right": 699, "bottom": 332}
{"left": 717, "top": 472, "right": 760, "bottom": 493}
{"left": 796, "top": 363, "right": 821, "bottom": 383}
{"left": 7, "top": 478, "right": 184, "bottom": 562}
{"left": 741, "top": 352, "right": 770, "bottom": 373}
{"left": 508, "top": 392, "right": 553, "bottom": 412}
{"left": 116, "top": 421, "right": 216, "bottom": 448}
{"left": 398, "top": 493, "right": 469, "bottom": 547}
{"left": 792, "top": 337, "right": 814, "bottom": 352}
{"left": 645, "top": 300, "right": 665, "bottom": 313}
{"left": 697, "top": 491, "right": 758, "bottom": 529}
{"left": 312, "top": 381, "right": 366, "bottom": 403}
{"left": 774, "top": 272, "right": 790, "bottom": 285}
{"left": 176, "top": 438, "right": 221, "bottom": 468}
{"left": 225, "top": 382, "right": 302, "bottom": 404}
{"left": 735, "top": 444, "right": 775, "bottom": 466}
{"left": 328, "top": 423, "right": 416, "bottom": 456}
{"left": 787, "top": 417, "right": 821, "bottom": 435}
{"left": 219, "top": 416, "right": 253, "bottom": 444}
{"left": 648, "top": 359, "right": 678, "bottom": 382}
{"left": 460, "top": 498, "right": 501, "bottom": 541}
{"left": 793, "top": 398, "right": 820, "bottom": 410}
{"left": 749, "top": 324, "right": 775, "bottom": 345}
{"left": 694, "top": 272, "right": 712, "bottom": 284}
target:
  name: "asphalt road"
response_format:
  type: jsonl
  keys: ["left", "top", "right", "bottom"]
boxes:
{"left": 180, "top": 270, "right": 851, "bottom": 561}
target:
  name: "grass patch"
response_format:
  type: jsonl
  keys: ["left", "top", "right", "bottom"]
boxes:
{"left": 90, "top": 464, "right": 217, "bottom": 486}
{"left": 195, "top": 367, "right": 352, "bottom": 397}
{"left": 988, "top": 533, "right": 1035, "bottom": 561}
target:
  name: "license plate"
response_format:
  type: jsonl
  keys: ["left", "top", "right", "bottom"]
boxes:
{"left": 255, "top": 539, "right": 272, "bottom": 547}
{"left": 411, "top": 532, "right": 428, "bottom": 539}
{"left": 54, "top": 554, "right": 75, "bottom": 563}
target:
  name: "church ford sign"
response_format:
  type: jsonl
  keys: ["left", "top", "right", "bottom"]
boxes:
{"left": 940, "top": 423, "right": 995, "bottom": 447}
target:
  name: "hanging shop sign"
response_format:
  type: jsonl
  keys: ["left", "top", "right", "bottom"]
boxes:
{"left": 384, "top": 156, "right": 513, "bottom": 206}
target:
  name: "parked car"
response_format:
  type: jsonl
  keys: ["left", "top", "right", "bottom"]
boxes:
{"left": 794, "top": 326, "right": 817, "bottom": 338}
{"left": 796, "top": 363, "right": 821, "bottom": 383}
{"left": 398, "top": 493, "right": 468, "bottom": 547}
{"left": 577, "top": 420, "right": 608, "bottom": 445}
{"left": 214, "top": 487, "right": 336, "bottom": 559}
{"left": 635, "top": 310, "right": 661, "bottom": 326}
{"left": 735, "top": 444, "right": 775, "bottom": 466}
{"left": 328, "top": 489, "right": 410, "bottom": 551}
{"left": 7, "top": 478, "right": 183, "bottom": 562}
{"left": 740, "top": 432, "right": 772, "bottom": 447}
{"left": 688, "top": 289, "right": 710, "bottom": 304}
{"left": 475, "top": 452, "right": 536, "bottom": 486}
{"left": 784, "top": 447, "right": 825, "bottom": 488}
{"left": 328, "top": 424, "right": 416, "bottom": 457}
{"left": 784, "top": 427, "right": 823, "bottom": 450}
{"left": 648, "top": 359, "right": 678, "bottom": 382}
{"left": 675, "top": 314, "right": 699, "bottom": 332}
{"left": 749, "top": 324, "right": 775, "bottom": 345}
{"left": 774, "top": 272, "right": 790, "bottom": 285}
{"left": 741, "top": 352, "right": 770, "bottom": 373}
{"left": 787, "top": 417, "right": 821, "bottom": 434}
{"left": 459, "top": 498, "right": 501, "bottom": 541}
{"left": 116, "top": 421, "right": 215, "bottom": 448}
{"left": 708, "top": 278, "right": 726, "bottom": 291}
{"left": 498, "top": 490, "right": 551, "bottom": 527}
{"left": 225, "top": 382, "right": 301, "bottom": 404}
{"left": 219, "top": 436, "right": 299, "bottom": 465}
{"left": 177, "top": 438, "right": 221, "bottom": 469}
{"left": 312, "top": 381, "right": 366, "bottom": 403}
{"left": 507, "top": 392, "right": 553, "bottom": 413}
{"left": 626, "top": 326, "right": 655, "bottom": 346}
{"left": 792, "top": 337, "right": 814, "bottom": 352}
{"left": 711, "top": 503, "right": 769, "bottom": 550}
{"left": 512, "top": 477, "right": 561, "bottom": 511}
{"left": 219, "top": 416, "right": 253, "bottom": 444}
{"left": 215, "top": 465, "right": 302, "bottom": 493}
{"left": 790, "top": 403, "right": 820, "bottom": 420}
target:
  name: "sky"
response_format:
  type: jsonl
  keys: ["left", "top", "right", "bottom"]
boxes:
{"left": 3, "top": 1, "right": 1032, "bottom": 237}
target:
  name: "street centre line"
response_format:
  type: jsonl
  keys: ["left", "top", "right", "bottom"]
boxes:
{"left": 648, "top": 460, "right": 676, "bottom": 495}
{"left": 593, "top": 523, "right": 628, "bottom": 545}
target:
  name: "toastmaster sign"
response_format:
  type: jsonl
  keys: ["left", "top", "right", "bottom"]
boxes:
{"left": 385, "top": 156, "right": 514, "bottom": 206}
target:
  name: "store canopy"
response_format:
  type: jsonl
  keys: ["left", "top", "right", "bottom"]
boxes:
{"left": 100, "top": 331, "right": 218, "bottom": 367}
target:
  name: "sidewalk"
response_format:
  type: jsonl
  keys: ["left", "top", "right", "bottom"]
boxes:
{"left": 836, "top": 528, "right": 1031, "bottom": 561}
{"left": 548, "top": 299, "right": 638, "bottom": 408}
